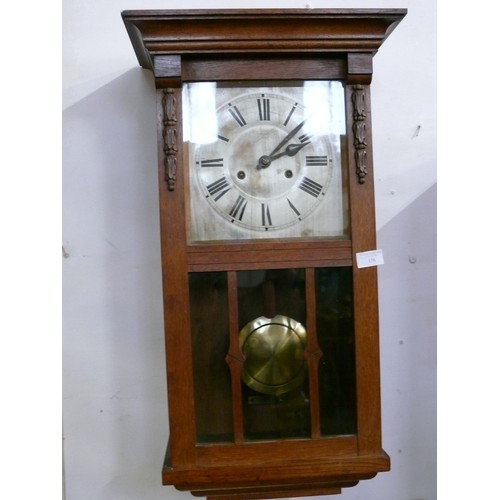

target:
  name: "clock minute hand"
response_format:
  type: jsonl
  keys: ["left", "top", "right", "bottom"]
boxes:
{"left": 269, "top": 119, "right": 307, "bottom": 157}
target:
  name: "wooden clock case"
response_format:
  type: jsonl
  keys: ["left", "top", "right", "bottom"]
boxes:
{"left": 122, "top": 9, "right": 406, "bottom": 500}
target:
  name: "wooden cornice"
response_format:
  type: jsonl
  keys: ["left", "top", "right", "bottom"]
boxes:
{"left": 122, "top": 9, "right": 406, "bottom": 74}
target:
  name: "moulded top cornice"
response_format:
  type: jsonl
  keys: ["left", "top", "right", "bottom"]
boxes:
{"left": 122, "top": 9, "right": 407, "bottom": 71}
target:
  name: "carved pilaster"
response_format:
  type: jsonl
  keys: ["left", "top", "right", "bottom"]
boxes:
{"left": 351, "top": 85, "right": 368, "bottom": 184}
{"left": 162, "top": 89, "right": 179, "bottom": 191}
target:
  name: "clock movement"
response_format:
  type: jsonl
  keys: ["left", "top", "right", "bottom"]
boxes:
{"left": 122, "top": 8, "right": 406, "bottom": 499}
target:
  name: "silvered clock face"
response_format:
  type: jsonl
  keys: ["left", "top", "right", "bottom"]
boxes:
{"left": 186, "top": 83, "right": 347, "bottom": 242}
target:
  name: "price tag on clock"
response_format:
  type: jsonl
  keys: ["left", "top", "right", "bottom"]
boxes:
{"left": 356, "top": 249, "right": 384, "bottom": 268}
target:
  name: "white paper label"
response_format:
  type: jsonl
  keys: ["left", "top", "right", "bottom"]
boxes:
{"left": 356, "top": 249, "right": 384, "bottom": 268}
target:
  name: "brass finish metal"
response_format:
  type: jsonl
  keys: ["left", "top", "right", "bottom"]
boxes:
{"left": 239, "top": 315, "right": 307, "bottom": 395}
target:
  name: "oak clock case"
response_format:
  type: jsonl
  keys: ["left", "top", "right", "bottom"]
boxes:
{"left": 121, "top": 8, "right": 406, "bottom": 500}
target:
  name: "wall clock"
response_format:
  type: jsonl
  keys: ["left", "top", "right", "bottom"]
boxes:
{"left": 122, "top": 8, "right": 406, "bottom": 499}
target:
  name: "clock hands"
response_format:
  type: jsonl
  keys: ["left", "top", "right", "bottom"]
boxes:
{"left": 270, "top": 119, "right": 307, "bottom": 157}
{"left": 256, "top": 119, "right": 310, "bottom": 170}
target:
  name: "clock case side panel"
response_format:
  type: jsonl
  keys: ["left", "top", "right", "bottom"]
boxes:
{"left": 344, "top": 80, "right": 384, "bottom": 456}
{"left": 156, "top": 85, "right": 197, "bottom": 467}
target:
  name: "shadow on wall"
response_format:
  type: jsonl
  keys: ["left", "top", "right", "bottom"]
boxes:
{"left": 377, "top": 182, "right": 437, "bottom": 500}
{"left": 63, "top": 68, "right": 187, "bottom": 499}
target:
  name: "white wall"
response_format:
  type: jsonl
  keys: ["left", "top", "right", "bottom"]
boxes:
{"left": 62, "top": 1, "right": 436, "bottom": 499}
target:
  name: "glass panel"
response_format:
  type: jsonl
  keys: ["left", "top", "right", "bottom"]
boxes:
{"left": 184, "top": 81, "right": 349, "bottom": 243}
{"left": 189, "top": 272, "right": 233, "bottom": 443}
{"left": 316, "top": 267, "right": 357, "bottom": 435}
{"left": 237, "top": 269, "right": 311, "bottom": 440}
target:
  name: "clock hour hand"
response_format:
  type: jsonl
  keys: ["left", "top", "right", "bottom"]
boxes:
{"left": 270, "top": 142, "right": 309, "bottom": 161}
{"left": 256, "top": 142, "right": 309, "bottom": 170}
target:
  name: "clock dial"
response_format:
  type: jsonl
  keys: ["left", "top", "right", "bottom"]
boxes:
{"left": 186, "top": 84, "right": 347, "bottom": 242}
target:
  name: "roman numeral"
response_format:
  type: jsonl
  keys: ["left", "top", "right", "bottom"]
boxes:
{"left": 228, "top": 195, "right": 248, "bottom": 221}
{"left": 206, "top": 177, "right": 231, "bottom": 201}
{"left": 283, "top": 103, "right": 298, "bottom": 126}
{"left": 200, "top": 158, "right": 224, "bottom": 168}
{"left": 287, "top": 198, "right": 302, "bottom": 219}
{"left": 257, "top": 96, "right": 270, "bottom": 120}
{"left": 299, "top": 133, "right": 312, "bottom": 144}
{"left": 228, "top": 105, "right": 246, "bottom": 127}
{"left": 217, "top": 134, "right": 229, "bottom": 142}
{"left": 305, "top": 156, "right": 328, "bottom": 166}
{"left": 261, "top": 203, "right": 272, "bottom": 227}
{"left": 298, "top": 177, "right": 323, "bottom": 198}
